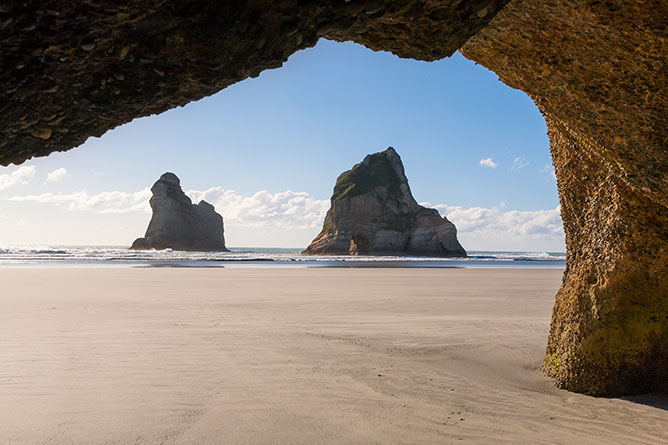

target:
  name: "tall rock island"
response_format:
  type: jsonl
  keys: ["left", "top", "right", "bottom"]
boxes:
{"left": 304, "top": 147, "right": 465, "bottom": 257}
{"left": 130, "top": 173, "right": 228, "bottom": 252}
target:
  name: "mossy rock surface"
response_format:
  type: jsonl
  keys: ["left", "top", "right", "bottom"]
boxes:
{"left": 332, "top": 147, "right": 405, "bottom": 201}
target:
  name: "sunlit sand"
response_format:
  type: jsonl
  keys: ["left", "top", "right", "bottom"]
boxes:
{"left": 0, "top": 268, "right": 665, "bottom": 444}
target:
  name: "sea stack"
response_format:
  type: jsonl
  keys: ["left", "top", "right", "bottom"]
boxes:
{"left": 130, "top": 173, "right": 228, "bottom": 252}
{"left": 304, "top": 147, "right": 466, "bottom": 257}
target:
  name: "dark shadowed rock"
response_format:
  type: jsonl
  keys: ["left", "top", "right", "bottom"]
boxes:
{"left": 0, "top": 1, "right": 507, "bottom": 166}
{"left": 304, "top": 147, "right": 466, "bottom": 257}
{"left": 130, "top": 173, "right": 228, "bottom": 252}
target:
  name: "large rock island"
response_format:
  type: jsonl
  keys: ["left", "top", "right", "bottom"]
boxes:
{"left": 304, "top": 147, "right": 465, "bottom": 257}
{"left": 131, "top": 173, "right": 228, "bottom": 252}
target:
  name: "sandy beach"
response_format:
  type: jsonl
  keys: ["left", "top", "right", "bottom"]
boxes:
{"left": 0, "top": 267, "right": 665, "bottom": 444}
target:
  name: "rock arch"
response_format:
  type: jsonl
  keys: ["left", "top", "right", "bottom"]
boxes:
{"left": 1, "top": 0, "right": 665, "bottom": 395}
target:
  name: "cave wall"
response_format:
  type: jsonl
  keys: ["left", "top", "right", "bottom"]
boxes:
{"left": 1, "top": 0, "right": 666, "bottom": 395}
{"left": 460, "top": 0, "right": 667, "bottom": 395}
{"left": 542, "top": 121, "right": 668, "bottom": 395}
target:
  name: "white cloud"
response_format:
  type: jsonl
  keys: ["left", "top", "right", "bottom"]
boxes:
{"left": 479, "top": 158, "right": 497, "bottom": 168}
{"left": 5, "top": 189, "right": 152, "bottom": 213}
{"left": 422, "top": 202, "right": 564, "bottom": 241}
{"left": 5, "top": 182, "right": 562, "bottom": 245}
{"left": 46, "top": 168, "right": 69, "bottom": 182}
{"left": 3, "top": 186, "right": 329, "bottom": 230}
{"left": 511, "top": 157, "right": 529, "bottom": 170}
{"left": 187, "top": 187, "right": 329, "bottom": 229}
{"left": 0, "top": 166, "right": 36, "bottom": 191}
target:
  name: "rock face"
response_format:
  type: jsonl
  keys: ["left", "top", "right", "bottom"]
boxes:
{"left": 460, "top": 0, "right": 667, "bottom": 396}
{"left": 305, "top": 147, "right": 466, "bottom": 257}
{"left": 2, "top": 1, "right": 666, "bottom": 395}
{"left": 131, "top": 173, "right": 228, "bottom": 252}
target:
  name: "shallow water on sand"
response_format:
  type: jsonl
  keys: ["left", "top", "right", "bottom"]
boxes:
{"left": 0, "top": 245, "right": 565, "bottom": 268}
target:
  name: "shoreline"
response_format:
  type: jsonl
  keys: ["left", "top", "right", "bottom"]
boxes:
{"left": 0, "top": 247, "right": 567, "bottom": 269}
{"left": 0, "top": 261, "right": 567, "bottom": 269}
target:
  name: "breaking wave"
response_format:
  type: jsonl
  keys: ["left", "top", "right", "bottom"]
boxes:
{"left": 0, "top": 245, "right": 565, "bottom": 268}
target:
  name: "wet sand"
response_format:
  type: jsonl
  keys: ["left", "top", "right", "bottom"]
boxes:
{"left": 0, "top": 268, "right": 665, "bottom": 444}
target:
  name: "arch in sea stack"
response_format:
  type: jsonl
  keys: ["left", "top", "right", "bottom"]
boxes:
{"left": 1, "top": 0, "right": 666, "bottom": 396}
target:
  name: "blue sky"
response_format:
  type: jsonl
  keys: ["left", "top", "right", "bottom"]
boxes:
{"left": 0, "top": 40, "right": 563, "bottom": 251}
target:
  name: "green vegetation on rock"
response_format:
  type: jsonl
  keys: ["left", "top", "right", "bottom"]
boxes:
{"left": 332, "top": 147, "right": 405, "bottom": 201}
{"left": 317, "top": 217, "right": 333, "bottom": 236}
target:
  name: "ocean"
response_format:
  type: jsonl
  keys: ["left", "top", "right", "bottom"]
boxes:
{"left": 0, "top": 245, "right": 566, "bottom": 268}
